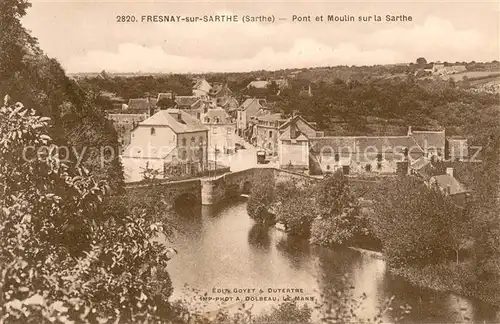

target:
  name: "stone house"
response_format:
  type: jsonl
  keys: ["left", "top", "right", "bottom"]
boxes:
{"left": 236, "top": 98, "right": 269, "bottom": 137}
{"left": 277, "top": 115, "right": 322, "bottom": 170}
{"left": 309, "top": 136, "right": 424, "bottom": 176}
{"left": 202, "top": 107, "right": 237, "bottom": 154}
{"left": 428, "top": 167, "right": 470, "bottom": 206}
{"left": 121, "top": 109, "right": 208, "bottom": 182}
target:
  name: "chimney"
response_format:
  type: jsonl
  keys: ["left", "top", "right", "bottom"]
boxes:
{"left": 446, "top": 167, "right": 454, "bottom": 177}
{"left": 407, "top": 126, "right": 413, "bottom": 136}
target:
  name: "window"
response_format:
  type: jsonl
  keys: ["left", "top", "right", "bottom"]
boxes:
{"left": 204, "top": 117, "right": 210, "bottom": 123}
{"left": 269, "top": 130, "right": 272, "bottom": 138}
{"left": 180, "top": 149, "right": 187, "bottom": 160}
{"left": 334, "top": 153, "right": 340, "bottom": 162}
{"left": 326, "top": 165, "right": 331, "bottom": 170}
{"left": 365, "top": 164, "right": 372, "bottom": 172}
{"left": 191, "top": 137, "right": 195, "bottom": 144}
{"left": 199, "top": 136, "right": 204, "bottom": 145}
{"left": 227, "top": 127, "right": 232, "bottom": 135}
{"left": 182, "top": 138, "right": 187, "bottom": 146}
{"left": 150, "top": 127, "right": 156, "bottom": 135}
{"left": 376, "top": 153, "right": 383, "bottom": 162}
{"left": 197, "top": 113, "right": 201, "bottom": 119}
{"left": 212, "top": 128, "right": 217, "bottom": 134}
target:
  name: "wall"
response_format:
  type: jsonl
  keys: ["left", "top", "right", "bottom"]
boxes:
{"left": 129, "top": 125, "right": 177, "bottom": 156}
{"left": 237, "top": 110, "right": 247, "bottom": 133}
{"left": 256, "top": 125, "right": 279, "bottom": 155}
{"left": 122, "top": 156, "right": 167, "bottom": 182}
{"left": 206, "top": 123, "right": 236, "bottom": 154}
{"left": 314, "top": 152, "right": 420, "bottom": 175}
{"left": 279, "top": 140, "right": 309, "bottom": 168}
{"left": 107, "top": 113, "right": 148, "bottom": 149}
{"left": 175, "top": 131, "right": 208, "bottom": 164}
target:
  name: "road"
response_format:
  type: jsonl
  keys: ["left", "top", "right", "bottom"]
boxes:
{"left": 208, "top": 137, "right": 278, "bottom": 172}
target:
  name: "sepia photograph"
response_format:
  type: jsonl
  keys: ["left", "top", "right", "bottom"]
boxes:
{"left": 0, "top": 0, "right": 499, "bottom": 323}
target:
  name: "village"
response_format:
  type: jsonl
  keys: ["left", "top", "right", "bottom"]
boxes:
{"left": 106, "top": 67, "right": 473, "bottom": 207}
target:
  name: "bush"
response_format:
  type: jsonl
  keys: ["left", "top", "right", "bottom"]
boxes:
{"left": 309, "top": 172, "right": 365, "bottom": 246}
{"left": 273, "top": 181, "right": 315, "bottom": 237}
{"left": 371, "top": 177, "right": 463, "bottom": 267}
{"left": 0, "top": 102, "right": 176, "bottom": 323}
{"left": 246, "top": 182, "right": 276, "bottom": 225}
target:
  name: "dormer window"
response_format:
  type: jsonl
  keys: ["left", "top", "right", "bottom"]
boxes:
{"left": 150, "top": 127, "right": 156, "bottom": 136}
{"left": 204, "top": 117, "right": 210, "bottom": 123}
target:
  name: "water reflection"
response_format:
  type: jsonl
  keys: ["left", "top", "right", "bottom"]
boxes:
{"left": 275, "top": 233, "right": 312, "bottom": 271}
{"left": 248, "top": 224, "right": 271, "bottom": 251}
{"left": 165, "top": 198, "right": 499, "bottom": 323}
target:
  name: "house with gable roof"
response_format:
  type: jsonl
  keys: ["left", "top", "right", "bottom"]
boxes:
{"left": 309, "top": 134, "right": 424, "bottom": 176}
{"left": 278, "top": 115, "right": 322, "bottom": 170}
{"left": 236, "top": 98, "right": 269, "bottom": 137}
{"left": 202, "top": 107, "right": 237, "bottom": 154}
{"left": 253, "top": 113, "right": 288, "bottom": 155}
{"left": 192, "top": 78, "right": 212, "bottom": 97}
{"left": 121, "top": 109, "right": 208, "bottom": 182}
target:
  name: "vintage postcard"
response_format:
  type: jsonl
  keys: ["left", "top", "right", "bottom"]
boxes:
{"left": 0, "top": 0, "right": 499, "bottom": 323}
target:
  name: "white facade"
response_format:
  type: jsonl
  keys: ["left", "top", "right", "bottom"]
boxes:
{"left": 278, "top": 140, "right": 309, "bottom": 168}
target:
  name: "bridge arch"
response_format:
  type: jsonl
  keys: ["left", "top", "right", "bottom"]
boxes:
{"left": 173, "top": 192, "right": 199, "bottom": 211}
{"left": 241, "top": 181, "right": 252, "bottom": 195}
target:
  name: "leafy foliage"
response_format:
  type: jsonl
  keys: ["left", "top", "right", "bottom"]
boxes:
{"left": 273, "top": 181, "right": 315, "bottom": 237}
{"left": 0, "top": 0, "right": 124, "bottom": 192}
{"left": 0, "top": 102, "right": 174, "bottom": 323}
{"left": 246, "top": 175, "right": 276, "bottom": 225}
{"left": 371, "top": 177, "right": 465, "bottom": 267}
{"left": 309, "top": 172, "right": 365, "bottom": 246}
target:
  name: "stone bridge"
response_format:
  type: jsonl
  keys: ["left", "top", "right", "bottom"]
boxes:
{"left": 125, "top": 177, "right": 202, "bottom": 210}
{"left": 124, "top": 168, "right": 321, "bottom": 209}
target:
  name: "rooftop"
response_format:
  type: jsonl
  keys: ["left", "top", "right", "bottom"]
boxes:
{"left": 310, "top": 136, "right": 423, "bottom": 155}
{"left": 203, "top": 107, "right": 232, "bottom": 124}
{"left": 239, "top": 98, "right": 268, "bottom": 111}
{"left": 431, "top": 174, "right": 468, "bottom": 195}
{"left": 175, "top": 96, "right": 201, "bottom": 108}
{"left": 139, "top": 109, "right": 207, "bottom": 133}
{"left": 128, "top": 98, "right": 157, "bottom": 110}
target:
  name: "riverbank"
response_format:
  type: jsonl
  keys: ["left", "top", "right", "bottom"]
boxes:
{"left": 390, "top": 262, "right": 500, "bottom": 308}
{"left": 274, "top": 222, "right": 500, "bottom": 309}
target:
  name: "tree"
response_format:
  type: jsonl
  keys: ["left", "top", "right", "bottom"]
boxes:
{"left": 246, "top": 175, "right": 276, "bottom": 225}
{"left": 273, "top": 181, "right": 315, "bottom": 237}
{"left": 371, "top": 177, "right": 462, "bottom": 267}
{"left": 0, "top": 0, "right": 124, "bottom": 192}
{"left": 309, "top": 172, "right": 364, "bottom": 246}
{"left": 0, "top": 101, "right": 175, "bottom": 323}
{"left": 416, "top": 57, "right": 427, "bottom": 65}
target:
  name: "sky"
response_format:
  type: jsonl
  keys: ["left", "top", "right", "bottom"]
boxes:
{"left": 22, "top": 0, "right": 500, "bottom": 73}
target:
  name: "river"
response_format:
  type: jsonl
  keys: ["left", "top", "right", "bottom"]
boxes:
{"left": 165, "top": 197, "right": 499, "bottom": 323}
